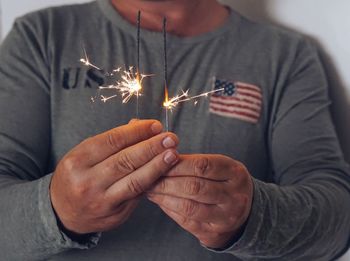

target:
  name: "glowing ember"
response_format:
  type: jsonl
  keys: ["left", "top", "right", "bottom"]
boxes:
{"left": 163, "top": 88, "right": 225, "bottom": 110}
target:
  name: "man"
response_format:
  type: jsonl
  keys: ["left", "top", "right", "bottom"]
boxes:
{"left": 0, "top": 0, "right": 349, "bottom": 260}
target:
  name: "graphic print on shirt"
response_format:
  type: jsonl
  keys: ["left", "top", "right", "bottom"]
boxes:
{"left": 209, "top": 78, "right": 262, "bottom": 124}
{"left": 62, "top": 67, "right": 106, "bottom": 90}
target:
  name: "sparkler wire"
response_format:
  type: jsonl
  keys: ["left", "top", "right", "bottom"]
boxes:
{"left": 136, "top": 10, "right": 141, "bottom": 119}
{"left": 163, "top": 17, "right": 169, "bottom": 131}
{"left": 163, "top": 18, "right": 168, "bottom": 88}
{"left": 137, "top": 11, "right": 141, "bottom": 74}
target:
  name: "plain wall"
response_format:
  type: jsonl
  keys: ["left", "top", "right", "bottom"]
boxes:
{"left": 1, "top": 0, "right": 349, "bottom": 260}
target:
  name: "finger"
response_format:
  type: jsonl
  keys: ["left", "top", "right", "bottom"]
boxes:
{"left": 104, "top": 149, "right": 179, "bottom": 204}
{"left": 149, "top": 176, "right": 228, "bottom": 204}
{"left": 147, "top": 193, "right": 225, "bottom": 223}
{"left": 75, "top": 120, "right": 163, "bottom": 166}
{"left": 164, "top": 155, "right": 234, "bottom": 181}
{"left": 94, "top": 132, "right": 179, "bottom": 188}
{"left": 129, "top": 118, "right": 139, "bottom": 124}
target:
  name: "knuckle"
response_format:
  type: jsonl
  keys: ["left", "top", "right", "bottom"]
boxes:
{"left": 152, "top": 154, "right": 169, "bottom": 173}
{"left": 116, "top": 152, "right": 137, "bottom": 173}
{"left": 234, "top": 161, "right": 247, "bottom": 175}
{"left": 71, "top": 178, "right": 90, "bottom": 197}
{"left": 193, "top": 156, "right": 210, "bottom": 177}
{"left": 106, "top": 130, "right": 125, "bottom": 151}
{"left": 127, "top": 176, "right": 145, "bottom": 196}
{"left": 183, "top": 200, "right": 197, "bottom": 217}
{"left": 185, "top": 177, "right": 202, "bottom": 195}
{"left": 181, "top": 216, "right": 192, "bottom": 228}
{"left": 158, "top": 178, "right": 167, "bottom": 192}
{"left": 145, "top": 141, "right": 159, "bottom": 158}
{"left": 103, "top": 159, "right": 116, "bottom": 175}
{"left": 232, "top": 162, "right": 250, "bottom": 184}
{"left": 177, "top": 214, "right": 187, "bottom": 225}
{"left": 61, "top": 155, "right": 82, "bottom": 172}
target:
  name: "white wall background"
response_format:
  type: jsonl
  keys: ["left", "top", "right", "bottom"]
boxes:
{"left": 0, "top": 0, "right": 349, "bottom": 259}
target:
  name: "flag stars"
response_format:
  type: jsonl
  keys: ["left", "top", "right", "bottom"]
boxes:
{"left": 214, "top": 79, "right": 236, "bottom": 96}
{"left": 224, "top": 83, "right": 236, "bottom": 96}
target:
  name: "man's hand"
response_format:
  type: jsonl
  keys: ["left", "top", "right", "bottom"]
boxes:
{"left": 147, "top": 154, "right": 253, "bottom": 249}
{"left": 50, "top": 120, "right": 179, "bottom": 235}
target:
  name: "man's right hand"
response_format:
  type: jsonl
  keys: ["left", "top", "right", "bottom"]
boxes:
{"left": 50, "top": 119, "right": 179, "bottom": 235}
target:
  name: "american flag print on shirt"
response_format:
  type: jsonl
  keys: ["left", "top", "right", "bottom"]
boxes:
{"left": 209, "top": 78, "right": 262, "bottom": 124}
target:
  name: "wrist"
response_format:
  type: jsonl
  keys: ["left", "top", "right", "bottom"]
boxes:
{"left": 53, "top": 206, "right": 96, "bottom": 244}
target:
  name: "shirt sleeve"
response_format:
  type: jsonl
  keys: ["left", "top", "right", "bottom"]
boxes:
{"left": 209, "top": 39, "right": 350, "bottom": 260}
{"left": 0, "top": 18, "right": 99, "bottom": 260}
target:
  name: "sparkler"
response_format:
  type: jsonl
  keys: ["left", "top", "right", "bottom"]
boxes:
{"left": 162, "top": 18, "right": 225, "bottom": 131}
{"left": 79, "top": 11, "right": 148, "bottom": 119}
{"left": 163, "top": 17, "right": 170, "bottom": 131}
{"left": 136, "top": 10, "right": 142, "bottom": 118}
{"left": 99, "top": 11, "right": 144, "bottom": 106}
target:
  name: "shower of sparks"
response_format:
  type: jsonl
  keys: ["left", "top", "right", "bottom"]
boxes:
{"left": 79, "top": 11, "right": 147, "bottom": 113}
{"left": 163, "top": 88, "right": 225, "bottom": 110}
{"left": 99, "top": 66, "right": 152, "bottom": 104}
{"left": 80, "top": 55, "right": 152, "bottom": 104}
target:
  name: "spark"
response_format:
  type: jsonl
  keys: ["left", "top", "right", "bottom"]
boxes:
{"left": 101, "top": 94, "right": 118, "bottom": 103}
{"left": 163, "top": 88, "right": 225, "bottom": 110}
{"left": 79, "top": 47, "right": 102, "bottom": 71}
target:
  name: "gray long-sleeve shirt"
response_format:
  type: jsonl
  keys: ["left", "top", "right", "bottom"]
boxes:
{"left": 0, "top": 1, "right": 349, "bottom": 260}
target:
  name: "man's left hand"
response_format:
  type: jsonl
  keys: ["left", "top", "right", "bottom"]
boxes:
{"left": 147, "top": 154, "right": 253, "bottom": 249}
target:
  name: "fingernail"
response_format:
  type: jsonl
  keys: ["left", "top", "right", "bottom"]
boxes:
{"left": 162, "top": 136, "right": 176, "bottom": 148}
{"left": 164, "top": 151, "right": 178, "bottom": 164}
{"left": 151, "top": 121, "right": 163, "bottom": 134}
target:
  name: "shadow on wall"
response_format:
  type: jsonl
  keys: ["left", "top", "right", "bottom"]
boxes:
{"left": 221, "top": 0, "right": 350, "bottom": 164}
